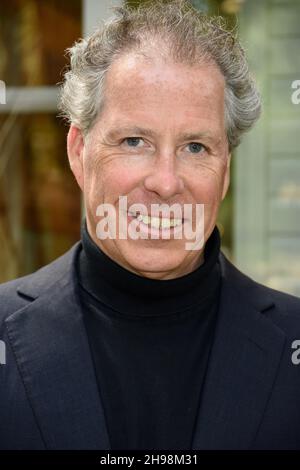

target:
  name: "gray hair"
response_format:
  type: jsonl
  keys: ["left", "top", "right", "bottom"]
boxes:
{"left": 58, "top": 0, "right": 261, "bottom": 150}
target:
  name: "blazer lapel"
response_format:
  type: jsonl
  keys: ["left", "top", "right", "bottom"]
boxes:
{"left": 5, "top": 243, "right": 111, "bottom": 450}
{"left": 192, "top": 253, "right": 286, "bottom": 450}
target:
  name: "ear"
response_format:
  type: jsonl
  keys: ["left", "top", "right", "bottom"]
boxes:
{"left": 67, "top": 125, "right": 85, "bottom": 191}
{"left": 221, "top": 152, "right": 231, "bottom": 201}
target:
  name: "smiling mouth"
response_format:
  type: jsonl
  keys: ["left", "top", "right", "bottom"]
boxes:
{"left": 127, "top": 211, "right": 184, "bottom": 230}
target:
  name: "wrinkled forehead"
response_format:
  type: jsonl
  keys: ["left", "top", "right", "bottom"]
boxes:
{"left": 105, "top": 50, "right": 225, "bottom": 94}
{"left": 97, "top": 52, "right": 226, "bottom": 138}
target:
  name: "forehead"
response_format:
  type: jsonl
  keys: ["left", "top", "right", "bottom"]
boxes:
{"left": 101, "top": 52, "right": 226, "bottom": 130}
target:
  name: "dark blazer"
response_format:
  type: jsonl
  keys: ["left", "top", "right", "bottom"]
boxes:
{"left": 1, "top": 241, "right": 300, "bottom": 450}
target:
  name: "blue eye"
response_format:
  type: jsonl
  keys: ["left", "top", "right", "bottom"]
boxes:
{"left": 124, "top": 137, "right": 143, "bottom": 147}
{"left": 188, "top": 142, "right": 205, "bottom": 154}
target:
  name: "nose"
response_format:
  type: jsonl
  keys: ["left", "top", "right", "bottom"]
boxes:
{"left": 143, "top": 153, "right": 185, "bottom": 200}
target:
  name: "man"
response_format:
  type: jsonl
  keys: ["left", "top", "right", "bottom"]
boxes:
{"left": 1, "top": 0, "right": 300, "bottom": 450}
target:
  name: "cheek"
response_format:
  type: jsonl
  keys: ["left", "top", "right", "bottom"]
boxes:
{"left": 104, "top": 165, "right": 137, "bottom": 193}
{"left": 191, "top": 168, "right": 225, "bottom": 205}
{"left": 85, "top": 158, "right": 142, "bottom": 205}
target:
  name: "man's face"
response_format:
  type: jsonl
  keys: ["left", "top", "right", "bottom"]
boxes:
{"left": 68, "top": 53, "right": 231, "bottom": 280}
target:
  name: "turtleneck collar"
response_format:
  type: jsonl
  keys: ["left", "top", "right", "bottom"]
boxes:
{"left": 77, "top": 219, "right": 221, "bottom": 316}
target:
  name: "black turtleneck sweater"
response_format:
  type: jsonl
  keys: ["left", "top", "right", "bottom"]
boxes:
{"left": 76, "top": 220, "right": 222, "bottom": 450}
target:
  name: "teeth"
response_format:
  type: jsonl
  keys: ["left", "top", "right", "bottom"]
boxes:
{"left": 150, "top": 217, "right": 160, "bottom": 229}
{"left": 161, "top": 218, "right": 170, "bottom": 229}
{"left": 130, "top": 213, "right": 182, "bottom": 229}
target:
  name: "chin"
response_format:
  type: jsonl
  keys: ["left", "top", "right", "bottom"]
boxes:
{"left": 120, "top": 243, "right": 189, "bottom": 279}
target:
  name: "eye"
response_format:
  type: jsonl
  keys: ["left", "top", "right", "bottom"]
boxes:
{"left": 187, "top": 142, "right": 205, "bottom": 154}
{"left": 123, "top": 137, "right": 144, "bottom": 147}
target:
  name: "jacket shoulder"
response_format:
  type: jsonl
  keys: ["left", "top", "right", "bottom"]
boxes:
{"left": 219, "top": 251, "right": 300, "bottom": 318}
{"left": 0, "top": 242, "right": 81, "bottom": 325}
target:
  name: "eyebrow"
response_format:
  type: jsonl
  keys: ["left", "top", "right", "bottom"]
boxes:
{"left": 106, "top": 126, "right": 156, "bottom": 140}
{"left": 105, "top": 126, "right": 215, "bottom": 142}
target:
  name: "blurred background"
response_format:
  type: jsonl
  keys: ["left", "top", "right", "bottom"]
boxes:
{"left": 0, "top": 0, "right": 299, "bottom": 296}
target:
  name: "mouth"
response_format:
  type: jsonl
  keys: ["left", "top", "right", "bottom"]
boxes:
{"left": 128, "top": 211, "right": 183, "bottom": 229}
